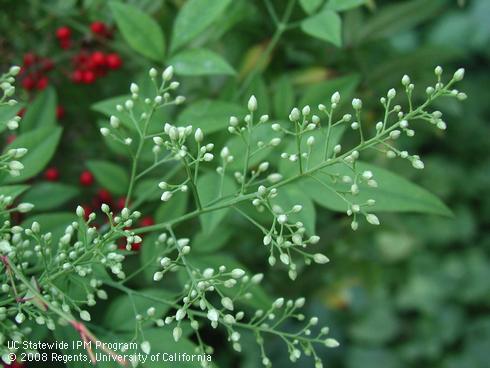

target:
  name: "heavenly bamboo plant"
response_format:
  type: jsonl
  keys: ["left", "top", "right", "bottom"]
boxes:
{"left": 0, "top": 62, "right": 467, "bottom": 367}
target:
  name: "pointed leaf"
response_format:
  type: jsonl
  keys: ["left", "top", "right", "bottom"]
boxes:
{"left": 110, "top": 1, "right": 165, "bottom": 61}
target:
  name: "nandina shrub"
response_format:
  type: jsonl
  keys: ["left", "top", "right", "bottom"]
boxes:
{"left": 0, "top": 1, "right": 473, "bottom": 367}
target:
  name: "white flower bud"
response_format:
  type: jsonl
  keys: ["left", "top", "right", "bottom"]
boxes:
{"left": 263, "top": 234, "right": 272, "bottom": 245}
{"left": 331, "top": 91, "right": 340, "bottom": 104}
{"left": 110, "top": 116, "right": 120, "bottom": 128}
{"left": 366, "top": 213, "right": 380, "bottom": 225}
{"left": 140, "top": 341, "right": 151, "bottom": 354}
{"left": 453, "top": 68, "right": 465, "bottom": 81}
{"left": 162, "top": 66, "right": 174, "bottom": 81}
{"left": 17, "top": 203, "right": 34, "bottom": 213}
{"left": 9, "top": 66, "right": 21, "bottom": 76}
{"left": 80, "top": 310, "right": 91, "bottom": 321}
{"left": 292, "top": 205, "right": 302, "bottom": 213}
{"left": 9, "top": 160, "right": 24, "bottom": 171}
{"left": 289, "top": 108, "right": 300, "bottom": 122}
{"left": 130, "top": 83, "right": 139, "bottom": 94}
{"left": 231, "top": 268, "right": 245, "bottom": 278}
{"left": 153, "top": 271, "right": 163, "bottom": 281}
{"left": 124, "top": 100, "right": 134, "bottom": 110}
{"left": 258, "top": 162, "right": 269, "bottom": 172}
{"left": 387, "top": 88, "right": 396, "bottom": 99}
{"left": 307, "top": 136, "right": 315, "bottom": 146}
{"left": 277, "top": 214, "right": 288, "bottom": 224}
{"left": 194, "top": 128, "right": 203, "bottom": 142}
{"left": 273, "top": 298, "right": 284, "bottom": 308}
{"left": 173, "top": 326, "right": 182, "bottom": 342}
{"left": 352, "top": 98, "right": 362, "bottom": 110}
{"left": 313, "top": 253, "right": 330, "bottom": 264}
{"left": 325, "top": 338, "right": 340, "bottom": 348}
{"left": 221, "top": 297, "right": 234, "bottom": 311}
{"left": 100, "top": 127, "right": 110, "bottom": 136}
{"left": 412, "top": 159, "right": 424, "bottom": 169}
{"left": 247, "top": 95, "right": 257, "bottom": 112}
{"left": 149, "top": 68, "right": 158, "bottom": 78}
{"left": 203, "top": 153, "right": 214, "bottom": 162}
{"left": 15, "top": 312, "right": 25, "bottom": 324}
{"left": 434, "top": 66, "right": 443, "bottom": 76}
{"left": 207, "top": 309, "right": 219, "bottom": 322}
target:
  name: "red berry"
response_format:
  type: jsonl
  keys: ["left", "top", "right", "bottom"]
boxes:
{"left": 72, "top": 69, "right": 84, "bottom": 83}
{"left": 56, "top": 106, "right": 65, "bottom": 120}
{"left": 22, "top": 76, "right": 35, "bottom": 90}
{"left": 90, "top": 51, "right": 106, "bottom": 67}
{"left": 90, "top": 21, "right": 107, "bottom": 36}
{"left": 23, "top": 53, "right": 36, "bottom": 67}
{"left": 44, "top": 167, "right": 60, "bottom": 181}
{"left": 106, "top": 53, "right": 122, "bottom": 69}
{"left": 36, "top": 76, "right": 49, "bottom": 90}
{"left": 56, "top": 26, "right": 71, "bottom": 39}
{"left": 140, "top": 217, "right": 155, "bottom": 227}
{"left": 97, "top": 188, "right": 112, "bottom": 203}
{"left": 82, "top": 70, "right": 96, "bottom": 84}
{"left": 79, "top": 170, "right": 94, "bottom": 186}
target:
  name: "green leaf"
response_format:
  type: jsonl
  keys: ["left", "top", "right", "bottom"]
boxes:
{"left": 193, "top": 227, "right": 232, "bottom": 253}
{"left": 300, "top": 0, "right": 324, "bottom": 14}
{"left": 356, "top": 0, "right": 445, "bottom": 42}
{"left": 299, "top": 74, "right": 360, "bottom": 111}
{"left": 0, "top": 185, "right": 29, "bottom": 201}
{"left": 134, "top": 178, "right": 162, "bottom": 202}
{"left": 86, "top": 160, "right": 128, "bottom": 196}
{"left": 110, "top": 1, "right": 165, "bottom": 61}
{"left": 177, "top": 99, "right": 246, "bottom": 134}
{"left": 198, "top": 172, "right": 237, "bottom": 234}
{"left": 273, "top": 76, "right": 295, "bottom": 118}
{"left": 171, "top": 0, "right": 232, "bottom": 51}
{"left": 22, "top": 183, "right": 79, "bottom": 211}
{"left": 168, "top": 48, "right": 235, "bottom": 76}
{"left": 299, "top": 162, "right": 453, "bottom": 216}
{"left": 5, "top": 126, "right": 62, "bottom": 183}
{"left": 20, "top": 87, "right": 57, "bottom": 133}
{"left": 104, "top": 289, "right": 175, "bottom": 332}
{"left": 326, "top": 0, "right": 366, "bottom": 11}
{"left": 155, "top": 191, "right": 188, "bottom": 223}
{"left": 21, "top": 212, "right": 77, "bottom": 242}
{"left": 301, "top": 9, "right": 342, "bottom": 47}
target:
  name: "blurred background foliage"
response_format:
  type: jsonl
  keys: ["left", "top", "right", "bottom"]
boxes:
{"left": 1, "top": 0, "right": 489, "bottom": 367}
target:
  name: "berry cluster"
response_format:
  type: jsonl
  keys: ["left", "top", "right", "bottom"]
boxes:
{"left": 19, "top": 53, "right": 53, "bottom": 91}
{"left": 55, "top": 23, "right": 121, "bottom": 85}
{"left": 71, "top": 51, "right": 122, "bottom": 84}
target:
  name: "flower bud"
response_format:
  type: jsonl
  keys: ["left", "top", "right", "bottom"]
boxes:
{"left": 247, "top": 95, "right": 257, "bottom": 112}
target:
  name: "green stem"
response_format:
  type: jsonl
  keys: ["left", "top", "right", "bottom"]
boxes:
{"left": 183, "top": 157, "right": 202, "bottom": 210}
